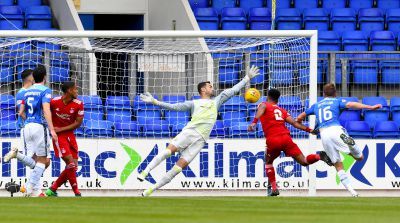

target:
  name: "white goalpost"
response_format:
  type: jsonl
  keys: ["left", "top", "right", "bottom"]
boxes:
{"left": 0, "top": 30, "right": 318, "bottom": 197}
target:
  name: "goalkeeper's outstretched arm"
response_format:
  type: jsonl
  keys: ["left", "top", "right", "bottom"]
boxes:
{"left": 215, "top": 65, "right": 260, "bottom": 109}
{"left": 139, "top": 92, "right": 193, "bottom": 111}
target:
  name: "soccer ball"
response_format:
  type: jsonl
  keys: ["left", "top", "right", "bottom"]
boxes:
{"left": 244, "top": 88, "right": 261, "bottom": 103}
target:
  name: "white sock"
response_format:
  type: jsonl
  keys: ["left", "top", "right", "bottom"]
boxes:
{"left": 143, "top": 149, "right": 172, "bottom": 174}
{"left": 350, "top": 145, "right": 363, "bottom": 159}
{"left": 28, "top": 163, "right": 46, "bottom": 193}
{"left": 338, "top": 170, "right": 358, "bottom": 196}
{"left": 16, "top": 153, "right": 36, "bottom": 169}
{"left": 153, "top": 165, "right": 182, "bottom": 191}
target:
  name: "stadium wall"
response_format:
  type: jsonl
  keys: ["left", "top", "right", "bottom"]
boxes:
{"left": 1, "top": 138, "right": 399, "bottom": 197}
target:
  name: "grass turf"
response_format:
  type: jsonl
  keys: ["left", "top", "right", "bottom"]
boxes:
{"left": 0, "top": 197, "right": 398, "bottom": 223}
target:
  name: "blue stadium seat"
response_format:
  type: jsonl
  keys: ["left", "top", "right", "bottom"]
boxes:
{"left": 386, "top": 9, "right": 400, "bottom": 33}
{"left": 34, "top": 41, "right": 62, "bottom": 52}
{"left": 212, "top": 0, "right": 236, "bottom": 12}
{"left": 229, "top": 122, "right": 257, "bottom": 138}
{"left": 322, "top": 0, "right": 346, "bottom": 10}
{"left": 114, "top": 121, "right": 140, "bottom": 138}
{"left": 239, "top": 0, "right": 264, "bottom": 14}
{"left": 351, "top": 55, "right": 379, "bottom": 84}
{"left": 250, "top": 61, "right": 266, "bottom": 84}
{"left": 279, "top": 96, "right": 303, "bottom": 111}
{"left": 358, "top": 8, "right": 384, "bottom": 33}
{"left": 214, "top": 52, "right": 242, "bottom": 85}
{"left": 303, "top": 8, "right": 329, "bottom": 31}
{"left": 171, "top": 121, "right": 188, "bottom": 136}
{"left": 210, "top": 120, "right": 226, "bottom": 138}
{"left": 163, "top": 95, "right": 190, "bottom": 125}
{"left": 267, "top": 0, "right": 291, "bottom": 9}
{"left": 318, "top": 31, "right": 341, "bottom": 51}
{"left": 270, "top": 62, "right": 293, "bottom": 85}
{"left": 105, "top": 96, "right": 132, "bottom": 123}
{"left": 25, "top": 6, "right": 52, "bottom": 30}
{"left": 18, "top": 0, "right": 42, "bottom": 12}
{"left": 84, "top": 120, "right": 113, "bottom": 137}
{"left": 221, "top": 8, "right": 247, "bottom": 30}
{"left": 345, "top": 121, "right": 372, "bottom": 138}
{"left": 194, "top": 8, "right": 219, "bottom": 30}
{"left": 220, "top": 96, "right": 247, "bottom": 112}
{"left": 381, "top": 60, "right": 400, "bottom": 84}
{"left": 189, "top": 0, "right": 209, "bottom": 9}
{"left": 0, "top": 0, "right": 13, "bottom": 6}
{"left": 78, "top": 95, "right": 104, "bottom": 120}
{"left": 276, "top": 8, "right": 302, "bottom": 30}
{"left": 136, "top": 110, "right": 162, "bottom": 125}
{"left": 374, "top": 121, "right": 400, "bottom": 138}
{"left": 339, "top": 96, "right": 359, "bottom": 103}
{"left": 370, "top": 31, "right": 396, "bottom": 51}
{"left": 15, "top": 52, "right": 43, "bottom": 76}
{"left": 362, "top": 97, "right": 389, "bottom": 128}
{"left": 0, "top": 94, "right": 15, "bottom": 121}
{"left": 141, "top": 120, "right": 170, "bottom": 137}
{"left": 248, "top": 8, "right": 271, "bottom": 30}
{"left": 348, "top": 0, "right": 373, "bottom": 11}
{"left": 221, "top": 111, "right": 247, "bottom": 127}
{"left": 0, "top": 60, "right": 14, "bottom": 83}
{"left": 390, "top": 97, "right": 400, "bottom": 127}
{"left": 0, "top": 120, "right": 19, "bottom": 137}
{"left": 50, "top": 52, "right": 69, "bottom": 82}
{"left": 294, "top": 0, "right": 318, "bottom": 12}
{"left": 342, "top": 31, "right": 369, "bottom": 51}
{"left": 330, "top": 8, "right": 357, "bottom": 34}
{"left": 133, "top": 94, "right": 160, "bottom": 111}
{"left": 0, "top": 6, "right": 24, "bottom": 30}
{"left": 376, "top": 0, "right": 400, "bottom": 11}
{"left": 339, "top": 110, "right": 361, "bottom": 126}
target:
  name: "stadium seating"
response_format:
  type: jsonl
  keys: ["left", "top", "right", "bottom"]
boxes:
{"left": 269, "top": 62, "right": 293, "bottom": 85}
{"left": 267, "top": 0, "right": 291, "bottom": 9}
{"left": 221, "top": 8, "right": 247, "bottom": 30}
{"left": 163, "top": 95, "right": 190, "bottom": 125}
{"left": 373, "top": 121, "right": 400, "bottom": 138}
{"left": 221, "top": 111, "right": 247, "bottom": 127}
{"left": 0, "top": 6, "right": 24, "bottom": 30}
{"left": 189, "top": 0, "right": 209, "bottom": 9}
{"left": 220, "top": 96, "right": 247, "bottom": 112}
{"left": 84, "top": 120, "right": 113, "bottom": 137}
{"left": 351, "top": 55, "right": 379, "bottom": 84}
{"left": 358, "top": 8, "right": 385, "bottom": 33}
{"left": 17, "top": 0, "right": 42, "bottom": 12}
{"left": 294, "top": 0, "right": 318, "bottom": 12}
{"left": 342, "top": 31, "right": 369, "bottom": 51}
{"left": 362, "top": 97, "right": 390, "bottom": 128}
{"left": 0, "top": 94, "right": 15, "bottom": 121}
{"left": 322, "top": 0, "right": 346, "bottom": 10}
{"left": 248, "top": 8, "right": 271, "bottom": 30}
{"left": 370, "top": 31, "right": 396, "bottom": 51}
{"left": 141, "top": 120, "right": 170, "bottom": 137}
{"left": 386, "top": 9, "right": 400, "bottom": 33}
{"left": 348, "top": 0, "right": 374, "bottom": 11}
{"left": 79, "top": 95, "right": 104, "bottom": 121}
{"left": 229, "top": 122, "right": 257, "bottom": 138}
{"left": 114, "top": 122, "right": 140, "bottom": 138}
{"left": 381, "top": 60, "right": 400, "bottom": 84}
{"left": 345, "top": 121, "right": 372, "bottom": 138}
{"left": 275, "top": 8, "right": 302, "bottom": 30}
{"left": 330, "top": 8, "right": 357, "bottom": 34}
{"left": 390, "top": 97, "right": 400, "bottom": 128}
{"left": 194, "top": 8, "right": 219, "bottom": 30}
{"left": 0, "top": 59, "right": 14, "bottom": 83}
{"left": 318, "top": 31, "right": 341, "bottom": 51}
{"left": 0, "top": 120, "right": 19, "bottom": 137}
{"left": 303, "top": 8, "right": 329, "bottom": 31}
{"left": 25, "top": 6, "right": 52, "bottom": 30}
{"left": 50, "top": 52, "right": 70, "bottom": 82}
{"left": 35, "top": 41, "right": 62, "bottom": 52}
{"left": 376, "top": 0, "right": 400, "bottom": 11}
{"left": 0, "top": 0, "right": 13, "bottom": 6}
{"left": 106, "top": 96, "right": 132, "bottom": 123}
{"left": 239, "top": 0, "right": 264, "bottom": 14}
{"left": 210, "top": 120, "right": 226, "bottom": 138}
{"left": 212, "top": 0, "right": 236, "bottom": 13}
{"left": 279, "top": 95, "right": 303, "bottom": 111}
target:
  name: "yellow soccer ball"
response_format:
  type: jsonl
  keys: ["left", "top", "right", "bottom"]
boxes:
{"left": 244, "top": 88, "right": 261, "bottom": 103}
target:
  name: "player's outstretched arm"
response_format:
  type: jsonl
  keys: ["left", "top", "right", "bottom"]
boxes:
{"left": 346, "top": 102, "right": 382, "bottom": 110}
{"left": 140, "top": 92, "right": 193, "bottom": 111}
{"left": 286, "top": 116, "right": 314, "bottom": 134}
{"left": 248, "top": 103, "right": 266, "bottom": 132}
{"left": 215, "top": 65, "right": 260, "bottom": 108}
{"left": 295, "top": 112, "right": 307, "bottom": 123}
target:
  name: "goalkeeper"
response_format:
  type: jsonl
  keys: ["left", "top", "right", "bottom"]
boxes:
{"left": 138, "top": 66, "right": 260, "bottom": 196}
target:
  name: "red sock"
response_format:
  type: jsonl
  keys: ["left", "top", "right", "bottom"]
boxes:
{"left": 306, "top": 154, "right": 320, "bottom": 165}
{"left": 65, "top": 163, "right": 80, "bottom": 195}
{"left": 51, "top": 168, "right": 69, "bottom": 191}
{"left": 266, "top": 164, "right": 277, "bottom": 190}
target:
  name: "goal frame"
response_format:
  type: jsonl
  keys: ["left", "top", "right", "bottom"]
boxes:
{"left": 0, "top": 30, "right": 318, "bottom": 196}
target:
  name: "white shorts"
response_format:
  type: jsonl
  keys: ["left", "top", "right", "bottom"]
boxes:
{"left": 320, "top": 125, "right": 362, "bottom": 163}
{"left": 23, "top": 123, "right": 51, "bottom": 158}
{"left": 170, "top": 128, "right": 205, "bottom": 163}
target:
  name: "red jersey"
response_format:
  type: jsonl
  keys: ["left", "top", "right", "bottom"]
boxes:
{"left": 259, "top": 102, "right": 290, "bottom": 139}
{"left": 51, "top": 96, "right": 84, "bottom": 136}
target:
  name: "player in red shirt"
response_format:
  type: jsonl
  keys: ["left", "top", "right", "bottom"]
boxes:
{"left": 248, "top": 88, "right": 332, "bottom": 196}
{"left": 45, "top": 82, "right": 84, "bottom": 197}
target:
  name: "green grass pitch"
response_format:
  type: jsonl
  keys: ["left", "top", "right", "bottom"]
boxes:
{"left": 0, "top": 197, "right": 398, "bottom": 223}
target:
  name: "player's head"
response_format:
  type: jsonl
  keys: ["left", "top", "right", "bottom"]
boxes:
{"left": 267, "top": 88, "right": 281, "bottom": 103}
{"left": 21, "top": 69, "right": 33, "bottom": 86}
{"left": 198, "top": 81, "right": 213, "bottom": 97}
{"left": 61, "top": 81, "right": 78, "bottom": 99}
{"left": 33, "top": 64, "right": 47, "bottom": 84}
{"left": 323, "top": 83, "right": 336, "bottom": 97}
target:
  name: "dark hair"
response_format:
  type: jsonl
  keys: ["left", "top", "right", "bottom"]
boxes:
{"left": 267, "top": 88, "right": 281, "bottom": 102}
{"left": 33, "top": 64, "right": 47, "bottom": 83}
{"left": 61, "top": 81, "right": 76, "bottom": 94}
{"left": 21, "top": 69, "right": 33, "bottom": 82}
{"left": 197, "top": 81, "right": 211, "bottom": 94}
{"left": 323, "top": 83, "right": 336, "bottom": 97}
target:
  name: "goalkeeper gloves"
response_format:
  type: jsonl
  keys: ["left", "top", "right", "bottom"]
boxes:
{"left": 140, "top": 92, "right": 159, "bottom": 105}
{"left": 244, "top": 65, "right": 260, "bottom": 82}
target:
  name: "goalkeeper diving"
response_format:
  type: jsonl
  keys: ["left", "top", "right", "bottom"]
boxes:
{"left": 137, "top": 65, "right": 260, "bottom": 196}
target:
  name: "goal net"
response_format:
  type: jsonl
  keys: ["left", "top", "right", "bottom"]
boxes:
{"left": 0, "top": 31, "right": 317, "bottom": 196}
